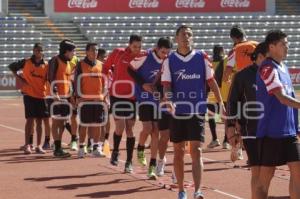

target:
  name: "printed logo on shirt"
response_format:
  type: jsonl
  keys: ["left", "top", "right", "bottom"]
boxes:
{"left": 174, "top": 69, "right": 201, "bottom": 81}
{"left": 149, "top": 69, "right": 159, "bottom": 79}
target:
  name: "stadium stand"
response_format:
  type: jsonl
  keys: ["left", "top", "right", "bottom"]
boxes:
{"left": 74, "top": 15, "right": 300, "bottom": 67}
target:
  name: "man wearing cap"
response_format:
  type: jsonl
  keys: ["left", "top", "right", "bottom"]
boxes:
{"left": 48, "top": 39, "right": 76, "bottom": 158}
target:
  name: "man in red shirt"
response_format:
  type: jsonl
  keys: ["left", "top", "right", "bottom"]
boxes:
{"left": 103, "top": 35, "right": 143, "bottom": 173}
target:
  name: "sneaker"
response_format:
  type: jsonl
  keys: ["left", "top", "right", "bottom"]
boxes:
{"left": 156, "top": 157, "right": 166, "bottom": 176}
{"left": 78, "top": 147, "right": 85, "bottom": 158}
{"left": 172, "top": 171, "right": 177, "bottom": 184}
{"left": 124, "top": 161, "right": 133, "bottom": 173}
{"left": 35, "top": 146, "right": 46, "bottom": 154}
{"left": 137, "top": 150, "right": 147, "bottom": 166}
{"left": 222, "top": 142, "right": 231, "bottom": 149}
{"left": 70, "top": 141, "right": 78, "bottom": 151}
{"left": 237, "top": 148, "right": 244, "bottom": 160}
{"left": 178, "top": 191, "right": 187, "bottom": 199}
{"left": 84, "top": 145, "right": 88, "bottom": 154}
{"left": 87, "top": 145, "right": 93, "bottom": 153}
{"left": 194, "top": 191, "right": 204, "bottom": 199}
{"left": 207, "top": 139, "right": 221, "bottom": 148}
{"left": 53, "top": 149, "right": 71, "bottom": 158}
{"left": 92, "top": 147, "right": 105, "bottom": 157}
{"left": 42, "top": 142, "right": 51, "bottom": 150}
{"left": 110, "top": 150, "right": 119, "bottom": 166}
{"left": 24, "top": 145, "right": 32, "bottom": 154}
{"left": 147, "top": 165, "right": 157, "bottom": 180}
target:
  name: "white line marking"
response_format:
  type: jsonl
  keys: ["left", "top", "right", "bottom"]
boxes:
{"left": 0, "top": 123, "right": 24, "bottom": 133}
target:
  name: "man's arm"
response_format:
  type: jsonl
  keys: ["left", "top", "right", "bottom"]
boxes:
{"left": 223, "top": 50, "right": 235, "bottom": 82}
{"left": 47, "top": 57, "right": 59, "bottom": 98}
{"left": 273, "top": 89, "right": 300, "bottom": 109}
{"left": 260, "top": 65, "right": 300, "bottom": 109}
{"left": 8, "top": 59, "right": 27, "bottom": 85}
{"left": 102, "top": 49, "right": 118, "bottom": 75}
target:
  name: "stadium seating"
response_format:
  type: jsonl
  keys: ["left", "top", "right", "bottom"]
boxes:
{"left": 74, "top": 15, "right": 300, "bottom": 67}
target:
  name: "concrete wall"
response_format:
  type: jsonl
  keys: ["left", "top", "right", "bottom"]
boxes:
{"left": 0, "top": 0, "right": 8, "bottom": 16}
{"left": 45, "top": 0, "right": 276, "bottom": 20}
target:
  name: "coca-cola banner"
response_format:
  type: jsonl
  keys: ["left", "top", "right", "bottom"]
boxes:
{"left": 55, "top": 0, "right": 266, "bottom": 13}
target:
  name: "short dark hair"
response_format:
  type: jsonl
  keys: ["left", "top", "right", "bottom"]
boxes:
{"left": 85, "top": 42, "right": 98, "bottom": 51}
{"left": 59, "top": 39, "right": 76, "bottom": 55}
{"left": 230, "top": 25, "right": 246, "bottom": 39}
{"left": 129, "top": 34, "right": 142, "bottom": 44}
{"left": 176, "top": 25, "right": 192, "bottom": 35}
{"left": 33, "top": 43, "right": 43, "bottom": 49}
{"left": 212, "top": 45, "right": 225, "bottom": 61}
{"left": 97, "top": 48, "right": 106, "bottom": 57}
{"left": 251, "top": 42, "right": 268, "bottom": 61}
{"left": 157, "top": 37, "right": 173, "bottom": 49}
{"left": 265, "top": 30, "right": 287, "bottom": 46}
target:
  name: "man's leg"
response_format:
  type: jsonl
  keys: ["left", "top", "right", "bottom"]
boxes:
{"left": 287, "top": 161, "right": 300, "bottom": 199}
{"left": 137, "top": 121, "right": 152, "bottom": 166}
{"left": 70, "top": 113, "right": 78, "bottom": 151}
{"left": 52, "top": 118, "right": 70, "bottom": 157}
{"left": 35, "top": 118, "right": 43, "bottom": 147}
{"left": 190, "top": 141, "right": 204, "bottom": 196}
{"left": 250, "top": 166, "right": 260, "bottom": 199}
{"left": 173, "top": 141, "right": 185, "bottom": 192}
{"left": 110, "top": 118, "right": 125, "bottom": 165}
{"left": 78, "top": 125, "right": 87, "bottom": 158}
{"left": 124, "top": 118, "right": 136, "bottom": 173}
{"left": 42, "top": 118, "right": 51, "bottom": 150}
{"left": 148, "top": 122, "right": 159, "bottom": 179}
{"left": 255, "top": 166, "right": 275, "bottom": 199}
{"left": 24, "top": 118, "right": 34, "bottom": 154}
{"left": 158, "top": 129, "right": 169, "bottom": 160}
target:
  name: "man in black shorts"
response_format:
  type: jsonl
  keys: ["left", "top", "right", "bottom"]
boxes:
{"left": 8, "top": 43, "right": 49, "bottom": 154}
{"left": 227, "top": 42, "right": 268, "bottom": 198}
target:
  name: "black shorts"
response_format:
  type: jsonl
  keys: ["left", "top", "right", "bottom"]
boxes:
{"left": 158, "top": 112, "right": 171, "bottom": 131}
{"left": 79, "top": 103, "right": 105, "bottom": 124}
{"left": 138, "top": 104, "right": 158, "bottom": 122}
{"left": 257, "top": 136, "right": 300, "bottom": 166}
{"left": 243, "top": 138, "right": 260, "bottom": 166}
{"left": 48, "top": 98, "right": 72, "bottom": 119}
{"left": 110, "top": 96, "right": 136, "bottom": 119}
{"left": 170, "top": 114, "right": 205, "bottom": 143}
{"left": 207, "top": 102, "right": 227, "bottom": 114}
{"left": 23, "top": 95, "right": 49, "bottom": 119}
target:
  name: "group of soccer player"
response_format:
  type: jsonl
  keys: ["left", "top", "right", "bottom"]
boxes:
{"left": 8, "top": 24, "right": 300, "bottom": 199}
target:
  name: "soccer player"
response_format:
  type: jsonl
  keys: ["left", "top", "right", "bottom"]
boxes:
{"left": 161, "top": 25, "right": 224, "bottom": 199}
{"left": 223, "top": 25, "right": 258, "bottom": 81}
{"left": 8, "top": 43, "right": 49, "bottom": 154}
{"left": 48, "top": 39, "right": 76, "bottom": 158}
{"left": 75, "top": 43, "right": 107, "bottom": 158}
{"left": 226, "top": 42, "right": 268, "bottom": 198}
{"left": 128, "top": 37, "right": 172, "bottom": 179}
{"left": 255, "top": 30, "right": 300, "bottom": 199}
{"left": 103, "top": 35, "right": 143, "bottom": 173}
{"left": 206, "top": 45, "right": 230, "bottom": 149}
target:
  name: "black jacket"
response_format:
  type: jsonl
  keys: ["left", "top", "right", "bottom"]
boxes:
{"left": 227, "top": 64, "right": 258, "bottom": 138}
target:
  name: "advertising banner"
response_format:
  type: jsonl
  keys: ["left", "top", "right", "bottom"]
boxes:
{"left": 54, "top": 0, "right": 266, "bottom": 13}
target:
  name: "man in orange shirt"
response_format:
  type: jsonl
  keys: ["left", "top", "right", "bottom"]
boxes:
{"left": 8, "top": 43, "right": 49, "bottom": 154}
{"left": 103, "top": 35, "right": 143, "bottom": 173}
{"left": 223, "top": 25, "right": 258, "bottom": 82}
{"left": 75, "top": 43, "right": 107, "bottom": 158}
{"left": 48, "top": 39, "right": 76, "bottom": 158}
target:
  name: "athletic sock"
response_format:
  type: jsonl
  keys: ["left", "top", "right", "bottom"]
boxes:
{"left": 126, "top": 137, "right": 135, "bottom": 162}
{"left": 113, "top": 133, "right": 122, "bottom": 152}
{"left": 150, "top": 158, "right": 157, "bottom": 167}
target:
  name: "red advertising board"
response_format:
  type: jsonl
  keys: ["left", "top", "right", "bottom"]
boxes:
{"left": 54, "top": 0, "right": 266, "bottom": 13}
